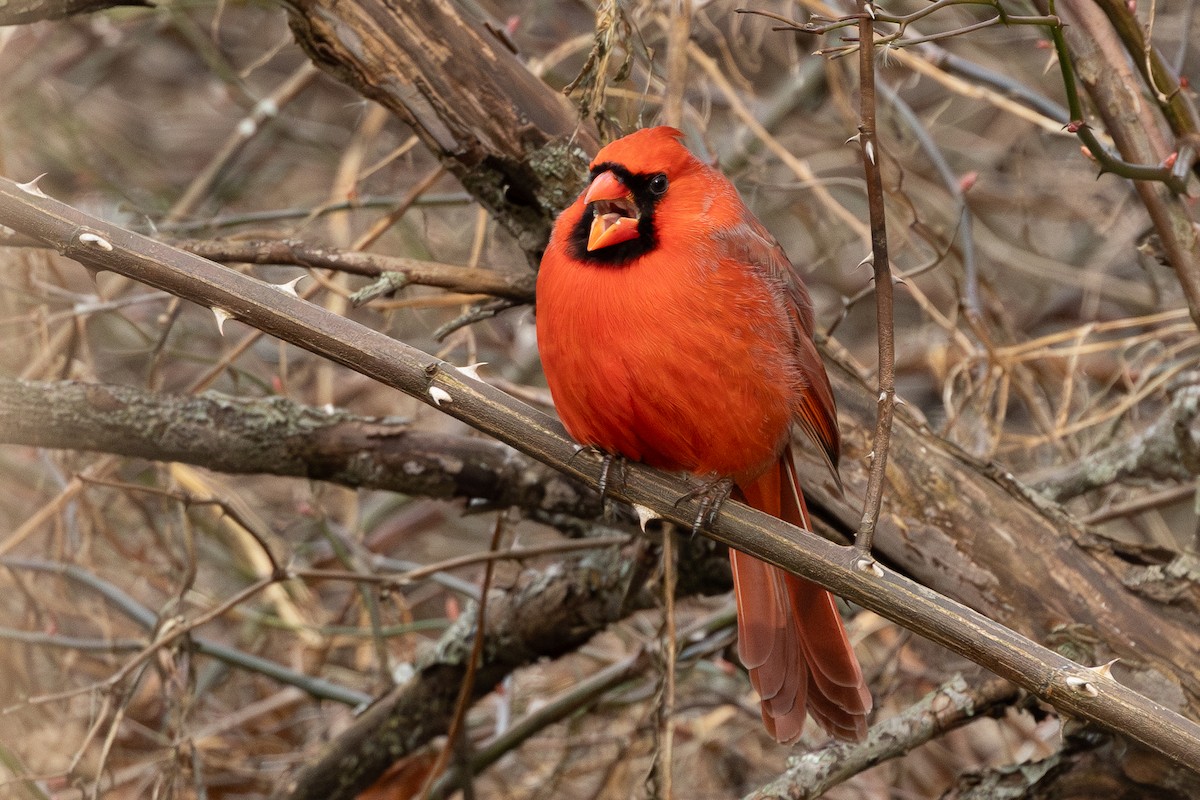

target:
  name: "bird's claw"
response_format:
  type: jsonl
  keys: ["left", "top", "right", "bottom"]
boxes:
{"left": 597, "top": 452, "right": 627, "bottom": 500}
{"left": 568, "top": 446, "right": 627, "bottom": 506}
{"left": 677, "top": 476, "right": 735, "bottom": 535}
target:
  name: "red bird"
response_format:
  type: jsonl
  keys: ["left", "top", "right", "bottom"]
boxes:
{"left": 536, "top": 126, "right": 871, "bottom": 742}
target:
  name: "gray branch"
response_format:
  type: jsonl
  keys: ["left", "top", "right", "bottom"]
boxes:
{"left": 0, "top": 377, "right": 600, "bottom": 518}
{"left": 1033, "top": 379, "right": 1200, "bottom": 502}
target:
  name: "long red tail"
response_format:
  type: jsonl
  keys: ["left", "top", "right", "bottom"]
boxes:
{"left": 731, "top": 445, "right": 871, "bottom": 742}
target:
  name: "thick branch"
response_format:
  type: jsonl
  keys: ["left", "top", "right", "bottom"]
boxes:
{"left": 0, "top": 378, "right": 598, "bottom": 518}
{"left": 1090, "top": 0, "right": 1200, "bottom": 141}
{"left": 284, "top": 0, "right": 598, "bottom": 257}
{"left": 2, "top": 179, "right": 1199, "bottom": 773}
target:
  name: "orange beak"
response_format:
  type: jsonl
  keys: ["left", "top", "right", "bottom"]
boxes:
{"left": 584, "top": 170, "right": 641, "bottom": 251}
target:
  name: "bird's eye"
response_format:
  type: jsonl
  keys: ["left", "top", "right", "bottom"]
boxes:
{"left": 648, "top": 173, "right": 668, "bottom": 196}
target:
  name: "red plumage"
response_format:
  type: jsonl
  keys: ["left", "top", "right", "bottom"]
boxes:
{"left": 536, "top": 127, "right": 870, "bottom": 742}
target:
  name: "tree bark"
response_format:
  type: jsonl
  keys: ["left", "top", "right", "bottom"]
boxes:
{"left": 0, "top": 378, "right": 600, "bottom": 518}
{"left": 285, "top": 0, "right": 599, "bottom": 257}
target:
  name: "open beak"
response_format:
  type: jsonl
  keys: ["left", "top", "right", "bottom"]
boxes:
{"left": 584, "top": 170, "right": 640, "bottom": 251}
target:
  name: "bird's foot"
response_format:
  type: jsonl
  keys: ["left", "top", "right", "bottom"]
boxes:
{"left": 596, "top": 452, "right": 628, "bottom": 500}
{"left": 567, "top": 446, "right": 627, "bottom": 503}
{"left": 677, "top": 476, "right": 735, "bottom": 535}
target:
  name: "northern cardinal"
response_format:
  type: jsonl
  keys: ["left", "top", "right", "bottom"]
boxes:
{"left": 536, "top": 126, "right": 871, "bottom": 742}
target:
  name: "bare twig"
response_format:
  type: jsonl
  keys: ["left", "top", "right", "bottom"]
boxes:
{"left": 851, "top": 4, "right": 896, "bottom": 556}
{"left": 651, "top": 526, "right": 679, "bottom": 799}
{"left": 2, "top": 557, "right": 305, "bottom": 710}
{"left": 76, "top": 475, "right": 282, "bottom": 576}
{"left": 276, "top": 547, "right": 652, "bottom": 800}
{"left": 167, "top": 62, "right": 321, "bottom": 223}
{"left": 1047, "top": 0, "right": 1200, "bottom": 329}
{"left": 875, "top": 79, "right": 979, "bottom": 316}
{"left": 172, "top": 238, "right": 535, "bottom": 302}
{"left": 661, "top": 0, "right": 691, "bottom": 129}
{"left": 352, "top": 165, "right": 447, "bottom": 252}
{"left": 1083, "top": 484, "right": 1198, "bottom": 526}
{"left": 416, "top": 513, "right": 507, "bottom": 800}
{"left": 426, "top": 606, "right": 738, "bottom": 800}
{"left": 1091, "top": 0, "right": 1200, "bottom": 141}
{"left": 0, "top": 0, "right": 147, "bottom": 24}
{"left": 686, "top": 42, "right": 870, "bottom": 242}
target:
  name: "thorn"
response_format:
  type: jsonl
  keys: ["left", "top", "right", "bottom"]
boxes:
{"left": 274, "top": 276, "right": 306, "bottom": 297}
{"left": 894, "top": 395, "right": 907, "bottom": 406}
{"left": 855, "top": 556, "right": 884, "bottom": 576}
{"left": 77, "top": 232, "right": 114, "bottom": 251}
{"left": 1088, "top": 658, "right": 1120, "bottom": 679}
{"left": 633, "top": 503, "right": 661, "bottom": 532}
{"left": 866, "top": 450, "right": 875, "bottom": 461}
{"left": 845, "top": 132, "right": 861, "bottom": 145}
{"left": 16, "top": 174, "right": 49, "bottom": 198}
{"left": 864, "top": 2, "right": 876, "bottom": 18}
{"left": 253, "top": 97, "right": 279, "bottom": 119}
{"left": 458, "top": 362, "right": 488, "bottom": 381}
{"left": 429, "top": 386, "right": 453, "bottom": 406}
{"left": 1066, "top": 675, "right": 1100, "bottom": 697}
{"left": 856, "top": 252, "right": 874, "bottom": 269}
{"left": 211, "top": 307, "right": 233, "bottom": 335}
{"left": 879, "top": 390, "right": 888, "bottom": 402}
{"left": 865, "top": 140, "right": 875, "bottom": 165}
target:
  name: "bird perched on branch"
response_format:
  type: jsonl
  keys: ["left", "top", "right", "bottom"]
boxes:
{"left": 536, "top": 126, "right": 871, "bottom": 742}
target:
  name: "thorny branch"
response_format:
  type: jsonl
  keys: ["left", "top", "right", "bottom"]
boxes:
{"left": 851, "top": 3, "right": 896, "bottom": 556}
{"left": 742, "top": 1, "right": 1193, "bottom": 191}
{"left": 172, "top": 238, "right": 536, "bottom": 302}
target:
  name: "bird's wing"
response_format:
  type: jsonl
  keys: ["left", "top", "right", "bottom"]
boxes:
{"left": 719, "top": 214, "right": 841, "bottom": 476}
